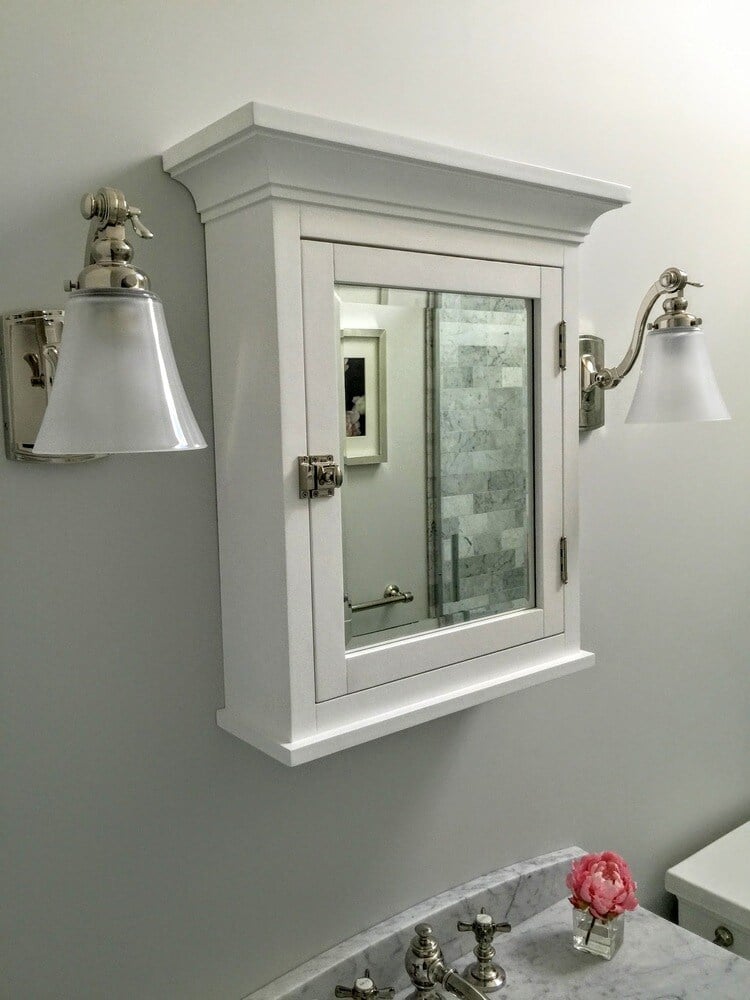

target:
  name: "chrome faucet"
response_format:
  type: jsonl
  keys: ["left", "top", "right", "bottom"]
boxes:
{"left": 405, "top": 924, "right": 491, "bottom": 1000}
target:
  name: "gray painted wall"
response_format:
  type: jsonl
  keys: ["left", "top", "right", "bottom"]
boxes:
{"left": 2, "top": 2, "right": 749, "bottom": 997}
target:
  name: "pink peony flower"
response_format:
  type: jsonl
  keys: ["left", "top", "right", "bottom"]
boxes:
{"left": 566, "top": 851, "right": 638, "bottom": 920}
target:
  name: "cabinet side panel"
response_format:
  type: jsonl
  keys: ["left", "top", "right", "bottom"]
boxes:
{"left": 205, "top": 203, "right": 312, "bottom": 744}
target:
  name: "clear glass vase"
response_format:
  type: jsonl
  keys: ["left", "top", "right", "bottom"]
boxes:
{"left": 572, "top": 908, "right": 624, "bottom": 960}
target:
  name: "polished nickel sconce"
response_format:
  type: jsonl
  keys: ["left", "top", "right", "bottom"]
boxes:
{"left": 1, "top": 187, "right": 206, "bottom": 461}
{"left": 580, "top": 267, "right": 730, "bottom": 430}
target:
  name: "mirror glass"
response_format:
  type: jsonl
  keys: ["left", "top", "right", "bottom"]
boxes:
{"left": 337, "top": 284, "right": 534, "bottom": 650}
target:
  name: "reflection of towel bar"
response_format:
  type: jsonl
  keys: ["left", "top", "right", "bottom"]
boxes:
{"left": 348, "top": 584, "right": 414, "bottom": 613}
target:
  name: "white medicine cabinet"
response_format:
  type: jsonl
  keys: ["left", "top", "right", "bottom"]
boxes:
{"left": 164, "top": 103, "right": 629, "bottom": 764}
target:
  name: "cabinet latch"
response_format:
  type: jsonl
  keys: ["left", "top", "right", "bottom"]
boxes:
{"left": 298, "top": 454, "right": 343, "bottom": 499}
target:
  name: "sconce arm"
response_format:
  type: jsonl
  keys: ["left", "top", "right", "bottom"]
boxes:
{"left": 589, "top": 267, "right": 696, "bottom": 390}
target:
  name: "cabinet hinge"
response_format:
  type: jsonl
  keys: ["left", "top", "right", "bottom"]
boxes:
{"left": 559, "top": 536, "right": 568, "bottom": 584}
{"left": 558, "top": 320, "right": 567, "bottom": 371}
{"left": 298, "top": 454, "right": 343, "bottom": 499}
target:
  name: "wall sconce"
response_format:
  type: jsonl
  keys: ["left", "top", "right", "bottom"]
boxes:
{"left": 1, "top": 187, "right": 206, "bottom": 461}
{"left": 580, "top": 267, "right": 730, "bottom": 430}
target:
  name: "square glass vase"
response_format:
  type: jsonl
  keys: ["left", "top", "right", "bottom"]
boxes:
{"left": 572, "top": 908, "right": 624, "bottom": 960}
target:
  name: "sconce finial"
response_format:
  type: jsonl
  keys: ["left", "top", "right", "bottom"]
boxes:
{"left": 65, "top": 186, "right": 154, "bottom": 294}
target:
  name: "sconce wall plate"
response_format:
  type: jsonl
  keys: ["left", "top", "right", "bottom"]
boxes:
{"left": 579, "top": 334, "right": 605, "bottom": 431}
{"left": 1, "top": 310, "right": 99, "bottom": 462}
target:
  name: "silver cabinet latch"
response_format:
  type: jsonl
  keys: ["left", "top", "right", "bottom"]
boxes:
{"left": 298, "top": 454, "right": 343, "bottom": 498}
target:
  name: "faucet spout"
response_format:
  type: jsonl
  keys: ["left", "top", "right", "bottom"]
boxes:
{"left": 440, "top": 969, "right": 489, "bottom": 1000}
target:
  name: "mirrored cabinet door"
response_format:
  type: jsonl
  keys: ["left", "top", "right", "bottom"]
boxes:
{"left": 302, "top": 243, "right": 564, "bottom": 701}
{"left": 338, "top": 286, "right": 534, "bottom": 649}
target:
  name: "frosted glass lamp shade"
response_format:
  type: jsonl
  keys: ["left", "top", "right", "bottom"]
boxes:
{"left": 34, "top": 290, "right": 207, "bottom": 454}
{"left": 625, "top": 326, "right": 730, "bottom": 424}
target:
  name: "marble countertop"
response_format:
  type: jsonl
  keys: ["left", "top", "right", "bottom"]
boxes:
{"left": 246, "top": 848, "right": 750, "bottom": 1000}
{"left": 394, "top": 897, "right": 750, "bottom": 1000}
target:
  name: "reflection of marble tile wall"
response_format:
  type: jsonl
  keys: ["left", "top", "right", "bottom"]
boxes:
{"left": 436, "top": 295, "right": 532, "bottom": 620}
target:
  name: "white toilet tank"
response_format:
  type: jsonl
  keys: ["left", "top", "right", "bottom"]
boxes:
{"left": 666, "top": 820, "right": 750, "bottom": 960}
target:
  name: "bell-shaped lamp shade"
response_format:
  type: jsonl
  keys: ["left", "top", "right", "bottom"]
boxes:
{"left": 34, "top": 290, "right": 207, "bottom": 454}
{"left": 625, "top": 326, "right": 730, "bottom": 424}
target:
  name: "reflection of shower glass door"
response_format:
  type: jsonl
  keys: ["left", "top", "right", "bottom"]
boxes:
{"left": 430, "top": 292, "right": 534, "bottom": 627}
{"left": 337, "top": 284, "right": 534, "bottom": 649}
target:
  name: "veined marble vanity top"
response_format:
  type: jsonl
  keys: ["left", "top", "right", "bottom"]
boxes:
{"left": 247, "top": 848, "right": 750, "bottom": 1000}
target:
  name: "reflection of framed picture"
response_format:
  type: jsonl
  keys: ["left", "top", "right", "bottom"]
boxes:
{"left": 340, "top": 329, "right": 387, "bottom": 464}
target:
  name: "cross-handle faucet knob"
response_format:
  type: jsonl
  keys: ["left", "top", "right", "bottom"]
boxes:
{"left": 456, "top": 909, "right": 510, "bottom": 993}
{"left": 457, "top": 908, "right": 511, "bottom": 942}
{"left": 334, "top": 969, "right": 395, "bottom": 999}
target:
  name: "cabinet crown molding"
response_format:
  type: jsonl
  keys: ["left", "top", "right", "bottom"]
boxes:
{"left": 163, "top": 101, "right": 630, "bottom": 240}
